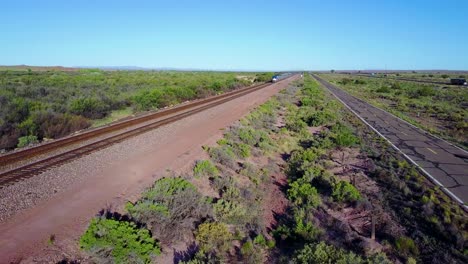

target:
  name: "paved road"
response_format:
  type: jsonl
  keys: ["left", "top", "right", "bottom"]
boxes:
{"left": 312, "top": 74, "right": 468, "bottom": 207}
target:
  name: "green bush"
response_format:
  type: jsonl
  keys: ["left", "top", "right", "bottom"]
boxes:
{"left": 288, "top": 178, "right": 321, "bottom": 209}
{"left": 70, "top": 97, "right": 108, "bottom": 119}
{"left": 213, "top": 199, "right": 247, "bottom": 224}
{"left": 294, "top": 210, "right": 322, "bottom": 241}
{"left": 332, "top": 180, "right": 361, "bottom": 203}
{"left": 395, "top": 236, "right": 419, "bottom": 256}
{"left": 292, "top": 242, "right": 364, "bottom": 264}
{"left": 286, "top": 114, "right": 307, "bottom": 132}
{"left": 195, "top": 222, "right": 233, "bottom": 255}
{"left": 142, "top": 177, "right": 195, "bottom": 199}
{"left": 376, "top": 86, "right": 391, "bottom": 93}
{"left": 339, "top": 78, "right": 353, "bottom": 85}
{"left": 232, "top": 142, "right": 251, "bottom": 158}
{"left": 306, "top": 109, "right": 337, "bottom": 127}
{"left": 331, "top": 124, "right": 358, "bottom": 147}
{"left": 79, "top": 217, "right": 160, "bottom": 263}
{"left": 208, "top": 146, "right": 237, "bottom": 169}
{"left": 239, "top": 162, "right": 265, "bottom": 184}
{"left": 407, "top": 86, "right": 436, "bottom": 98}
{"left": 16, "top": 135, "right": 38, "bottom": 148}
{"left": 127, "top": 177, "right": 211, "bottom": 242}
{"left": 193, "top": 160, "right": 219, "bottom": 178}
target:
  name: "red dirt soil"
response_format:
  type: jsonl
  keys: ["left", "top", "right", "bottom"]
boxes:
{"left": 0, "top": 76, "right": 299, "bottom": 263}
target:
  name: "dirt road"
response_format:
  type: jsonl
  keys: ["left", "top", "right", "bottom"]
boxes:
{"left": 0, "top": 76, "right": 299, "bottom": 263}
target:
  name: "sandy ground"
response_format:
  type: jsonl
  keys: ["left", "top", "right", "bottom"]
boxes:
{"left": 0, "top": 76, "right": 299, "bottom": 263}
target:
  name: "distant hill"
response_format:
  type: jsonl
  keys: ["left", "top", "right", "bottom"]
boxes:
{"left": 0, "top": 65, "right": 79, "bottom": 71}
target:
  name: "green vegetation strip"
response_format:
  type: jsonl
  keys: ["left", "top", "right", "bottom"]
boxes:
{"left": 0, "top": 70, "right": 273, "bottom": 150}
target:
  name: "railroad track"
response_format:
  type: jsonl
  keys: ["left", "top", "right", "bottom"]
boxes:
{"left": 0, "top": 76, "right": 293, "bottom": 187}
{"left": 353, "top": 73, "right": 461, "bottom": 86}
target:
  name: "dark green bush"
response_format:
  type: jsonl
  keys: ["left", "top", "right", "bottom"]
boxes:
{"left": 376, "top": 86, "right": 391, "bottom": 93}
{"left": 288, "top": 178, "right": 321, "bottom": 209}
{"left": 70, "top": 97, "right": 108, "bottom": 119}
{"left": 80, "top": 217, "right": 160, "bottom": 263}
{"left": 339, "top": 78, "right": 353, "bottom": 85}
{"left": 305, "top": 109, "right": 337, "bottom": 126}
{"left": 292, "top": 242, "right": 364, "bottom": 264}
{"left": 395, "top": 236, "right": 419, "bottom": 256}
{"left": 16, "top": 135, "right": 38, "bottom": 148}
{"left": 332, "top": 180, "right": 361, "bottom": 203}
{"left": 331, "top": 124, "right": 358, "bottom": 147}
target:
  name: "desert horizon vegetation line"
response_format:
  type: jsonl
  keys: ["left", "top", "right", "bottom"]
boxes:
{"left": 0, "top": 70, "right": 274, "bottom": 151}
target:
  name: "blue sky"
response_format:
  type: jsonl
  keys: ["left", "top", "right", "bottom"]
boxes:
{"left": 1, "top": 0, "right": 467, "bottom": 71}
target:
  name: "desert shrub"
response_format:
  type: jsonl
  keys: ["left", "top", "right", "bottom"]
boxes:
{"left": 291, "top": 242, "right": 364, "bottom": 264}
{"left": 16, "top": 135, "right": 38, "bottom": 148}
{"left": 300, "top": 97, "right": 315, "bottom": 107}
{"left": 239, "top": 162, "right": 264, "bottom": 184}
{"left": 417, "top": 86, "right": 436, "bottom": 97}
{"left": 240, "top": 238, "right": 268, "bottom": 264}
{"left": 288, "top": 178, "right": 321, "bottom": 209}
{"left": 208, "top": 145, "right": 237, "bottom": 169}
{"left": 213, "top": 199, "right": 247, "bottom": 224}
{"left": 306, "top": 109, "right": 337, "bottom": 127}
{"left": 244, "top": 99, "right": 279, "bottom": 130}
{"left": 31, "top": 111, "right": 91, "bottom": 139}
{"left": 195, "top": 222, "right": 233, "bottom": 256}
{"left": 376, "top": 86, "right": 391, "bottom": 93}
{"left": 79, "top": 217, "right": 161, "bottom": 263}
{"left": 353, "top": 79, "right": 366, "bottom": 85}
{"left": 332, "top": 180, "right": 361, "bottom": 203}
{"left": 179, "top": 250, "right": 220, "bottom": 264}
{"left": 232, "top": 142, "right": 251, "bottom": 158}
{"left": 391, "top": 82, "right": 401, "bottom": 90}
{"left": 286, "top": 114, "right": 307, "bottom": 132}
{"left": 293, "top": 209, "right": 322, "bottom": 241}
{"left": 395, "top": 236, "right": 419, "bottom": 256}
{"left": 331, "top": 124, "right": 358, "bottom": 147}
{"left": 235, "top": 127, "right": 273, "bottom": 149}
{"left": 339, "top": 78, "right": 353, "bottom": 85}
{"left": 127, "top": 177, "right": 211, "bottom": 243}
{"left": 143, "top": 177, "right": 195, "bottom": 198}
{"left": 70, "top": 97, "right": 108, "bottom": 119}
{"left": 193, "top": 160, "right": 218, "bottom": 178}
{"left": 210, "top": 175, "right": 235, "bottom": 193}
{"left": 254, "top": 72, "right": 274, "bottom": 82}
{"left": 133, "top": 86, "right": 196, "bottom": 111}
{"left": 287, "top": 148, "right": 324, "bottom": 180}
{"left": 407, "top": 86, "right": 436, "bottom": 98}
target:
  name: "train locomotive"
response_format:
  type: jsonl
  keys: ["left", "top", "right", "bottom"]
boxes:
{"left": 271, "top": 73, "right": 293, "bottom": 83}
